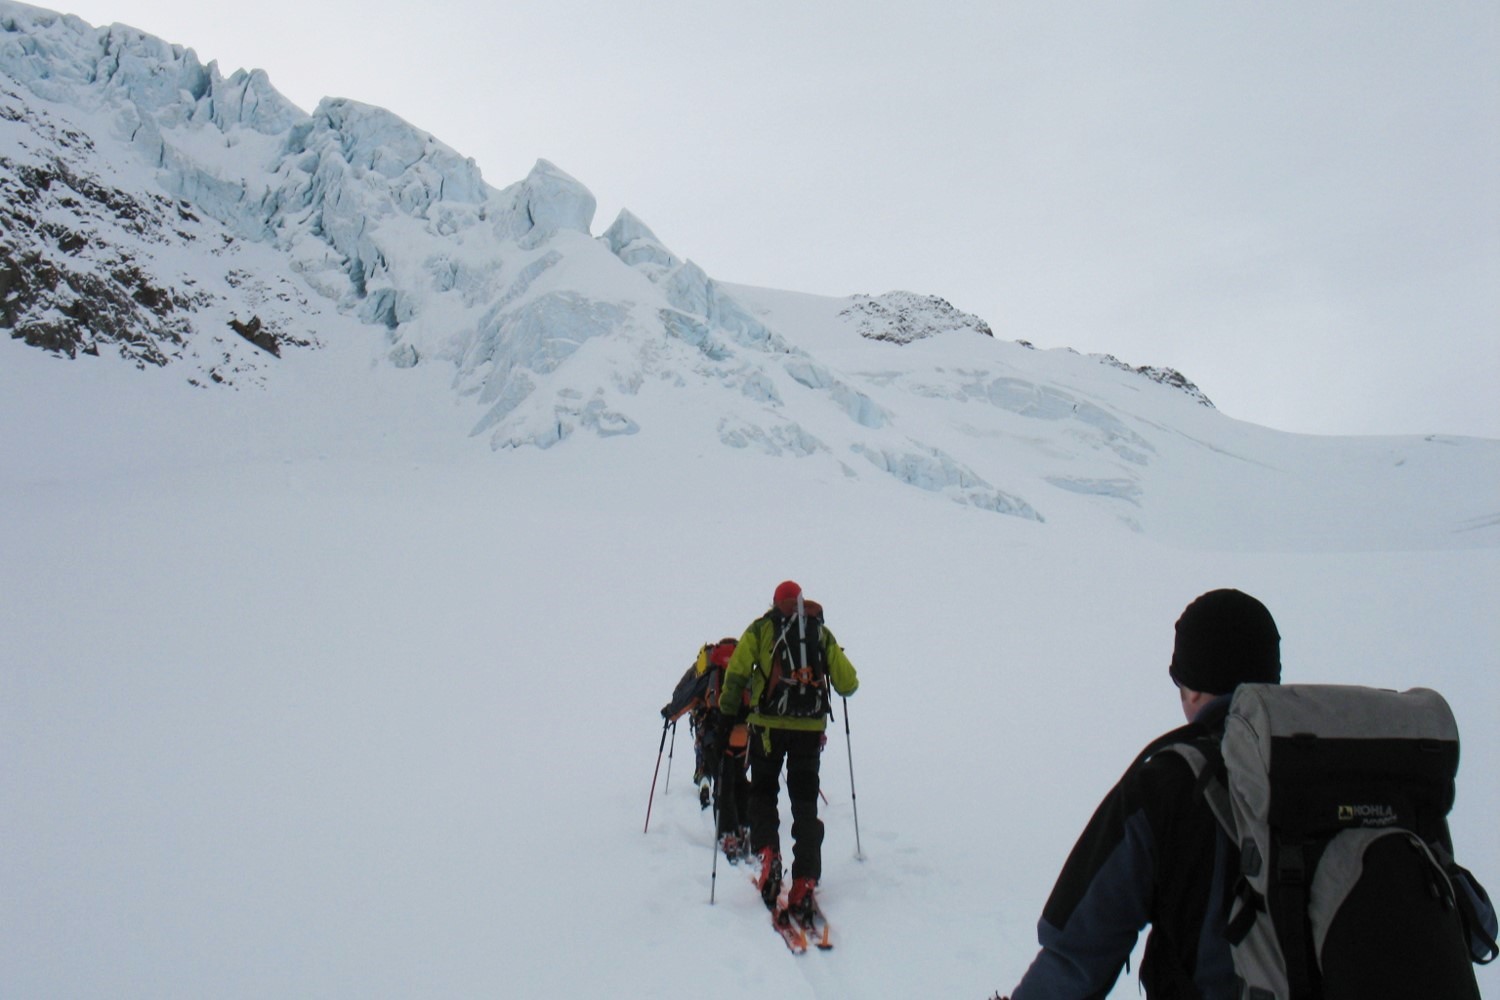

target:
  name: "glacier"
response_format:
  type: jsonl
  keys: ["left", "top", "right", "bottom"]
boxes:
{"left": 3, "top": 0, "right": 1498, "bottom": 546}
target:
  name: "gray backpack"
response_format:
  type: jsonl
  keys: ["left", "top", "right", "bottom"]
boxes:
{"left": 1167, "top": 684, "right": 1496, "bottom": 1000}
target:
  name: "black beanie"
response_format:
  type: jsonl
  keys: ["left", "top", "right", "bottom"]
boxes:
{"left": 1169, "top": 589, "right": 1281, "bottom": 695}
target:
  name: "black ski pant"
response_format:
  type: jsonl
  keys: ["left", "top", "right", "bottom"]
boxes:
{"left": 748, "top": 727, "right": 824, "bottom": 881}
{"left": 714, "top": 749, "right": 750, "bottom": 836}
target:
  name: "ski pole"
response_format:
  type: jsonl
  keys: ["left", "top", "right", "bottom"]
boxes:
{"left": 709, "top": 754, "right": 721, "bottom": 905}
{"left": 664, "top": 720, "right": 677, "bottom": 795}
{"left": 644, "top": 718, "right": 669, "bottom": 834}
{"left": 843, "top": 696, "right": 864, "bottom": 861}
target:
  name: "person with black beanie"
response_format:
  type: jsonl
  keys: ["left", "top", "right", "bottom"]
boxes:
{"left": 998, "top": 588, "right": 1283, "bottom": 1000}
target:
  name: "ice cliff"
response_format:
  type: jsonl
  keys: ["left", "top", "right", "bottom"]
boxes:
{"left": 2, "top": 0, "right": 1239, "bottom": 524}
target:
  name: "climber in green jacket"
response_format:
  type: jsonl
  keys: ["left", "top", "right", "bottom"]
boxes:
{"left": 718, "top": 580, "right": 858, "bottom": 922}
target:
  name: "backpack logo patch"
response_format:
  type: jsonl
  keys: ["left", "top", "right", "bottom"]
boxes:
{"left": 1338, "top": 803, "right": 1398, "bottom": 826}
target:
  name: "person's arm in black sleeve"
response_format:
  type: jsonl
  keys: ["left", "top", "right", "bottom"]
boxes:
{"left": 661, "top": 664, "right": 708, "bottom": 721}
{"left": 1010, "top": 753, "right": 1192, "bottom": 1000}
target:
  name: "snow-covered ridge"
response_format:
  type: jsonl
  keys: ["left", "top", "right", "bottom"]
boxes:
{"left": 4, "top": 0, "right": 1497, "bottom": 547}
{"left": 0, "top": 0, "right": 1063, "bottom": 516}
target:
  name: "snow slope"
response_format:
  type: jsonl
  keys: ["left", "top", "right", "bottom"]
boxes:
{"left": 3, "top": 329, "right": 1498, "bottom": 999}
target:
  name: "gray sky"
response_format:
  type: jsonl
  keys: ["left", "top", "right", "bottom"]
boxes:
{"left": 56, "top": 0, "right": 1500, "bottom": 437}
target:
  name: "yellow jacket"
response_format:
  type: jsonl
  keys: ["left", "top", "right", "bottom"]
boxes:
{"left": 718, "top": 607, "right": 858, "bottom": 733}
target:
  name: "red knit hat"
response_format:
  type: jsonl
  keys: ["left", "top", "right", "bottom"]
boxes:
{"left": 773, "top": 580, "right": 802, "bottom": 613}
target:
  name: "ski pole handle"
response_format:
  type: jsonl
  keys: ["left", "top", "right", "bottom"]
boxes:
{"left": 664, "top": 720, "right": 677, "bottom": 794}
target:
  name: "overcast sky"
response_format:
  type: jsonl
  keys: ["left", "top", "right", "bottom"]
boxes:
{"left": 52, "top": 0, "right": 1500, "bottom": 438}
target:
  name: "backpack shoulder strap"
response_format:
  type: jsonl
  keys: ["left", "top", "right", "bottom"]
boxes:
{"left": 1154, "top": 738, "right": 1235, "bottom": 836}
{"left": 1126, "top": 722, "right": 1236, "bottom": 836}
{"left": 1153, "top": 732, "right": 1266, "bottom": 950}
{"left": 1127, "top": 720, "right": 1206, "bottom": 772}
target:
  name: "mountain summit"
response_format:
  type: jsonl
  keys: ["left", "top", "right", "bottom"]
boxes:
{"left": 2, "top": 1, "right": 1496, "bottom": 547}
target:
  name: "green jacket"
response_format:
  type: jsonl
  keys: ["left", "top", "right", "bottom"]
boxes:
{"left": 718, "top": 609, "right": 859, "bottom": 733}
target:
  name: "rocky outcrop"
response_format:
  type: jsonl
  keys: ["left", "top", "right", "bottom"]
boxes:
{"left": 0, "top": 81, "right": 312, "bottom": 380}
{"left": 1091, "top": 353, "right": 1215, "bottom": 409}
{"left": 838, "top": 291, "right": 994, "bottom": 344}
